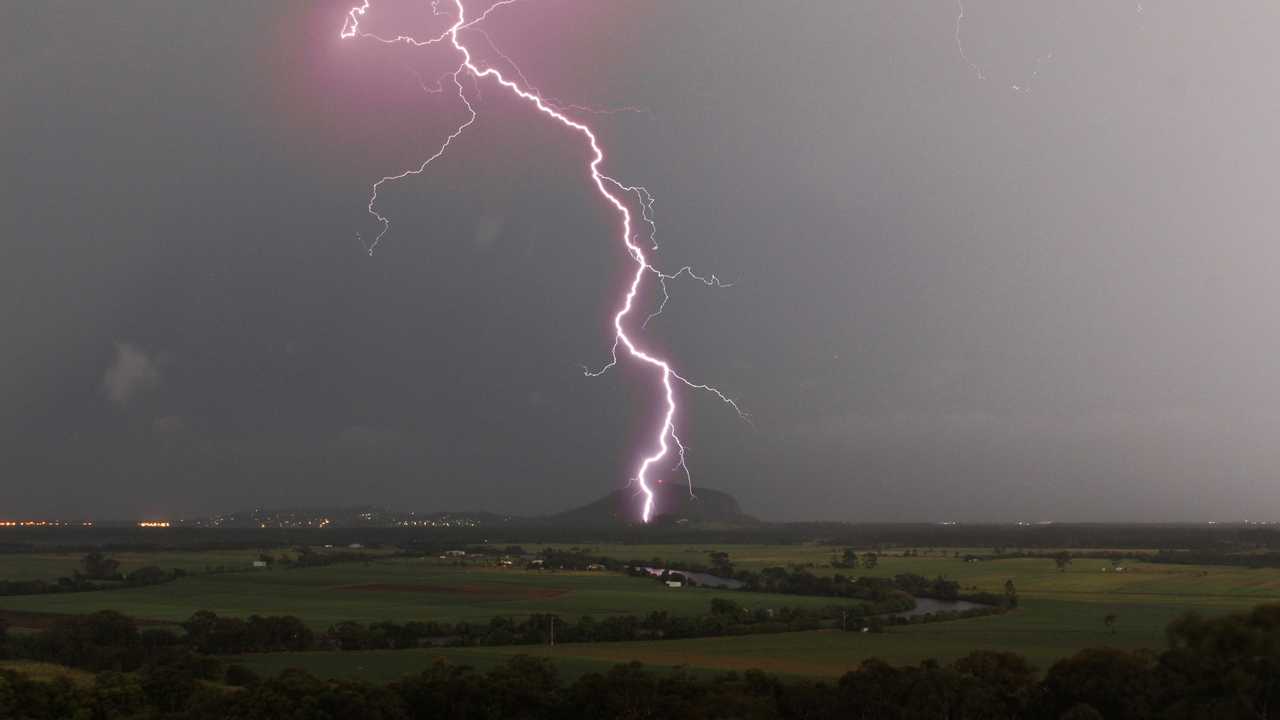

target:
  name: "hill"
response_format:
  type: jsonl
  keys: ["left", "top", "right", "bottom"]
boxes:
{"left": 550, "top": 484, "right": 759, "bottom": 527}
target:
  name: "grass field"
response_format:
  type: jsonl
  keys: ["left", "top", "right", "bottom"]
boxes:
{"left": 4, "top": 544, "right": 1279, "bottom": 683}
{"left": 0, "top": 550, "right": 288, "bottom": 582}
{"left": 0, "top": 559, "right": 844, "bottom": 629}
{"left": 532, "top": 543, "right": 1280, "bottom": 608}
{"left": 233, "top": 596, "right": 1192, "bottom": 682}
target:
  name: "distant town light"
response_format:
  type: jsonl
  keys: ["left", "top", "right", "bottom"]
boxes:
{"left": 0, "top": 520, "right": 93, "bottom": 528}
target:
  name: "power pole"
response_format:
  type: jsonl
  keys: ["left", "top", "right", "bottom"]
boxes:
{"left": 842, "top": 609, "right": 847, "bottom": 632}
{"left": 549, "top": 616, "right": 555, "bottom": 647}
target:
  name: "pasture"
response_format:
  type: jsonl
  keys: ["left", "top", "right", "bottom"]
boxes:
{"left": 532, "top": 542, "right": 1280, "bottom": 608}
{"left": 4, "top": 543, "right": 1279, "bottom": 683}
{"left": 0, "top": 559, "right": 844, "bottom": 629}
{"left": 233, "top": 595, "right": 1197, "bottom": 682}
{"left": 0, "top": 549, "right": 289, "bottom": 582}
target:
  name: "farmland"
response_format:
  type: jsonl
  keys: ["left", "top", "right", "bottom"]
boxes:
{"left": 233, "top": 595, "right": 1193, "bottom": 682}
{"left": 530, "top": 542, "right": 1280, "bottom": 608}
{"left": 0, "top": 549, "right": 291, "bottom": 582}
{"left": 4, "top": 541, "right": 1278, "bottom": 684}
{"left": 0, "top": 558, "right": 847, "bottom": 629}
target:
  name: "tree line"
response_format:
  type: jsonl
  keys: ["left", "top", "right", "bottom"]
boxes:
{"left": 0, "top": 552, "right": 183, "bottom": 598}
{"left": 8, "top": 520, "right": 1280, "bottom": 554}
{"left": 631, "top": 548, "right": 1009, "bottom": 609}
{"left": 3, "top": 603, "right": 1280, "bottom": 718}
{"left": 0, "top": 547, "right": 396, "bottom": 598}
{"left": 178, "top": 597, "right": 1002, "bottom": 654}
{"left": 0, "top": 600, "right": 1002, "bottom": 672}
{"left": 0, "top": 602, "right": 992, "bottom": 674}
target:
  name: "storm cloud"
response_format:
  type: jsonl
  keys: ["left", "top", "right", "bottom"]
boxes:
{"left": 4, "top": 1, "right": 1280, "bottom": 521}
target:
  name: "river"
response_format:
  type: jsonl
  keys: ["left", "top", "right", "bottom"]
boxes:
{"left": 876, "top": 597, "right": 988, "bottom": 617}
{"left": 635, "top": 567, "right": 989, "bottom": 614}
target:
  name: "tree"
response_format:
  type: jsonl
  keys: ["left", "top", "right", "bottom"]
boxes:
{"left": 1104, "top": 614, "right": 1118, "bottom": 634}
{"left": 862, "top": 552, "right": 879, "bottom": 569}
{"left": 224, "top": 664, "right": 261, "bottom": 688}
{"left": 1037, "top": 647, "right": 1157, "bottom": 719}
{"left": 952, "top": 650, "right": 1038, "bottom": 717}
{"left": 1053, "top": 551, "right": 1073, "bottom": 572}
{"left": 708, "top": 551, "right": 733, "bottom": 576}
{"left": 125, "top": 566, "right": 168, "bottom": 586}
{"left": 93, "top": 672, "right": 149, "bottom": 718}
{"left": 838, "top": 549, "right": 858, "bottom": 568}
{"left": 710, "top": 598, "right": 743, "bottom": 617}
{"left": 1059, "top": 704, "right": 1105, "bottom": 720}
{"left": 1161, "top": 605, "right": 1280, "bottom": 717}
{"left": 1004, "top": 579, "right": 1019, "bottom": 608}
{"left": 141, "top": 662, "right": 201, "bottom": 714}
{"left": 81, "top": 551, "right": 120, "bottom": 580}
{"left": 39, "top": 610, "right": 142, "bottom": 671}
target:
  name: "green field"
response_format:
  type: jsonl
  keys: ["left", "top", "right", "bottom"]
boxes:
{"left": 234, "top": 596, "right": 1191, "bottom": 682}
{"left": 4, "top": 544, "right": 1278, "bottom": 683}
{"left": 533, "top": 543, "right": 1279, "bottom": 608}
{"left": 0, "top": 559, "right": 842, "bottom": 628}
{"left": 0, "top": 549, "right": 289, "bottom": 582}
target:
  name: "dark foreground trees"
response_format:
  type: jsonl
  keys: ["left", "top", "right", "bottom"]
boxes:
{"left": 4, "top": 604, "right": 1280, "bottom": 718}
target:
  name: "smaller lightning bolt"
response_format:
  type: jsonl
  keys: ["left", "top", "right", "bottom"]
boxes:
{"left": 954, "top": 3, "right": 1148, "bottom": 94}
{"left": 468, "top": 27, "right": 654, "bottom": 118}
{"left": 954, "top": 0, "right": 1055, "bottom": 95}
{"left": 359, "top": 66, "right": 477, "bottom": 255}
{"left": 954, "top": 0, "right": 986, "bottom": 81}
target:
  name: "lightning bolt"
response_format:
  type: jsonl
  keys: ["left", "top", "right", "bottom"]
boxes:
{"left": 954, "top": 0, "right": 1054, "bottom": 95}
{"left": 340, "top": 0, "right": 745, "bottom": 523}
{"left": 954, "top": 0, "right": 986, "bottom": 81}
{"left": 953, "top": 3, "right": 1148, "bottom": 94}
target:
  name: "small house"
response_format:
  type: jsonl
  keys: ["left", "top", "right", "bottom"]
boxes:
{"left": 252, "top": 560, "right": 268, "bottom": 568}
{"left": 586, "top": 563, "right": 605, "bottom": 571}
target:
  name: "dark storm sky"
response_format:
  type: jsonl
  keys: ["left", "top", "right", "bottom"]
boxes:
{"left": 4, "top": 1, "right": 1279, "bottom": 522}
